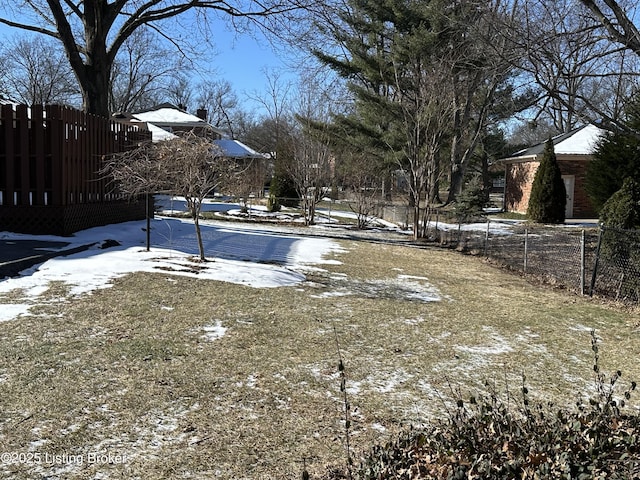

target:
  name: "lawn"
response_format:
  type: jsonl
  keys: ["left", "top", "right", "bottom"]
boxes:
{"left": 0, "top": 234, "right": 638, "bottom": 479}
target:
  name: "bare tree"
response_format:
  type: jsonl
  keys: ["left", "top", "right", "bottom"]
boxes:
{"left": 196, "top": 80, "right": 242, "bottom": 135}
{"left": 0, "top": 35, "right": 80, "bottom": 106}
{"left": 0, "top": 0, "right": 314, "bottom": 117}
{"left": 337, "top": 151, "right": 383, "bottom": 229}
{"left": 393, "top": 64, "right": 455, "bottom": 240}
{"left": 110, "top": 28, "right": 186, "bottom": 113}
{"left": 445, "top": 2, "right": 520, "bottom": 203}
{"left": 579, "top": 0, "right": 640, "bottom": 56}
{"left": 104, "top": 132, "right": 237, "bottom": 260}
{"left": 287, "top": 74, "right": 336, "bottom": 225}
{"left": 287, "top": 126, "right": 332, "bottom": 225}
{"left": 577, "top": 0, "right": 640, "bottom": 132}
{"left": 157, "top": 132, "right": 238, "bottom": 260}
{"left": 506, "top": 0, "right": 640, "bottom": 133}
{"left": 249, "top": 69, "right": 297, "bottom": 211}
{"left": 226, "top": 157, "right": 266, "bottom": 214}
{"left": 164, "top": 73, "right": 195, "bottom": 112}
{"left": 102, "top": 139, "right": 166, "bottom": 251}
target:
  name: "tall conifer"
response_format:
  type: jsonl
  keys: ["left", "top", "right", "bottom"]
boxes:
{"left": 527, "top": 138, "right": 566, "bottom": 223}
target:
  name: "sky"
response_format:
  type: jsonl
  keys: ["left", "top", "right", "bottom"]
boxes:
{"left": 182, "top": 19, "right": 300, "bottom": 113}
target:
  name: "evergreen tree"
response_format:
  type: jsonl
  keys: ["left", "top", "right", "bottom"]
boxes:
{"left": 268, "top": 134, "right": 299, "bottom": 211}
{"left": 527, "top": 138, "right": 566, "bottom": 223}
{"left": 313, "top": 0, "right": 520, "bottom": 236}
{"left": 599, "top": 177, "right": 640, "bottom": 229}
{"left": 454, "top": 175, "right": 487, "bottom": 223}
{"left": 598, "top": 178, "right": 640, "bottom": 301}
{"left": 313, "top": 0, "right": 456, "bottom": 239}
{"left": 585, "top": 97, "right": 640, "bottom": 213}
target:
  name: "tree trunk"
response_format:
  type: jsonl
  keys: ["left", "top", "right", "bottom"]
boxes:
{"left": 448, "top": 162, "right": 464, "bottom": 204}
{"left": 188, "top": 199, "right": 206, "bottom": 261}
{"left": 447, "top": 126, "right": 465, "bottom": 203}
{"left": 194, "top": 213, "right": 206, "bottom": 262}
{"left": 44, "top": 0, "right": 117, "bottom": 117}
{"left": 80, "top": 66, "right": 112, "bottom": 117}
{"left": 78, "top": 20, "right": 113, "bottom": 117}
{"left": 412, "top": 201, "right": 420, "bottom": 241}
{"left": 481, "top": 151, "right": 491, "bottom": 204}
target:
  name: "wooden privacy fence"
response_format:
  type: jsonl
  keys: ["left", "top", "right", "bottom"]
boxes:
{"left": 0, "top": 104, "right": 151, "bottom": 235}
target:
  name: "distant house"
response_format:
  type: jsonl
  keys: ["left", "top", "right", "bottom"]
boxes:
{"left": 498, "top": 124, "right": 606, "bottom": 219}
{"left": 114, "top": 103, "right": 270, "bottom": 196}
{"left": 113, "top": 103, "right": 226, "bottom": 141}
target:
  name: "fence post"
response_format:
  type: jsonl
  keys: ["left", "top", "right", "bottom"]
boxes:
{"left": 524, "top": 229, "right": 528, "bottom": 274}
{"left": 589, "top": 227, "right": 603, "bottom": 297}
{"left": 580, "top": 229, "right": 585, "bottom": 295}
{"left": 484, "top": 219, "right": 490, "bottom": 256}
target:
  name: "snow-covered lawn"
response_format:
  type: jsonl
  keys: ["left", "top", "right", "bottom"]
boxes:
{"left": 0, "top": 215, "right": 344, "bottom": 318}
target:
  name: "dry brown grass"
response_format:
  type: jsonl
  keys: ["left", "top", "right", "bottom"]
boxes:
{"left": 0, "top": 239, "right": 638, "bottom": 479}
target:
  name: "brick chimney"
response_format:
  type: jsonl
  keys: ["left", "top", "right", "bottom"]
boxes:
{"left": 196, "top": 108, "right": 208, "bottom": 121}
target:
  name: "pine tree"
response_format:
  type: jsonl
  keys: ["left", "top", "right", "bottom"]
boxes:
{"left": 527, "top": 138, "right": 566, "bottom": 223}
{"left": 313, "top": 0, "right": 455, "bottom": 239}
{"left": 598, "top": 178, "right": 640, "bottom": 299}
{"left": 455, "top": 175, "right": 487, "bottom": 223}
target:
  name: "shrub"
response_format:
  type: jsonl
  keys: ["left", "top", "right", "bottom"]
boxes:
{"left": 585, "top": 97, "right": 640, "bottom": 213}
{"left": 342, "top": 332, "right": 640, "bottom": 479}
{"left": 527, "top": 138, "right": 566, "bottom": 224}
{"left": 454, "top": 175, "right": 488, "bottom": 223}
{"left": 599, "top": 177, "right": 640, "bottom": 230}
{"left": 267, "top": 173, "right": 299, "bottom": 211}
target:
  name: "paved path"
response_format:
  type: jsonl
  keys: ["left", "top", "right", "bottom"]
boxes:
{"left": 0, "top": 240, "right": 70, "bottom": 263}
{"left": 0, "top": 240, "right": 95, "bottom": 278}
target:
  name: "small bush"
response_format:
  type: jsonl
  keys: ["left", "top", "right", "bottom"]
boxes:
{"left": 454, "top": 175, "right": 487, "bottom": 223}
{"left": 599, "top": 177, "right": 640, "bottom": 230}
{"left": 342, "top": 332, "right": 640, "bottom": 479}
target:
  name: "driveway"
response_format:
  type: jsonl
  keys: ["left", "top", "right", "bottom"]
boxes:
{"left": 0, "top": 239, "right": 96, "bottom": 278}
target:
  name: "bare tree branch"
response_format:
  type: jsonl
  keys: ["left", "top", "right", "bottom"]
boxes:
{"left": 0, "top": 0, "right": 320, "bottom": 116}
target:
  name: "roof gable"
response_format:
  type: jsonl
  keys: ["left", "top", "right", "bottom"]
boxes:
{"left": 508, "top": 124, "right": 606, "bottom": 160}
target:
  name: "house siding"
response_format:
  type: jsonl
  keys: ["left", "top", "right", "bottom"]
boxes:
{"left": 505, "top": 161, "right": 537, "bottom": 214}
{"left": 556, "top": 158, "right": 597, "bottom": 218}
{"left": 504, "top": 157, "right": 597, "bottom": 219}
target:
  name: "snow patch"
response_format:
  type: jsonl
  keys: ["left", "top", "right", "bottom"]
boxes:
{"left": 201, "top": 321, "right": 227, "bottom": 341}
{"left": 0, "top": 214, "right": 341, "bottom": 304}
{"left": 0, "top": 304, "right": 32, "bottom": 322}
{"left": 371, "top": 423, "right": 387, "bottom": 433}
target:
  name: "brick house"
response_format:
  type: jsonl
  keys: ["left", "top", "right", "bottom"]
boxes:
{"left": 498, "top": 124, "right": 605, "bottom": 219}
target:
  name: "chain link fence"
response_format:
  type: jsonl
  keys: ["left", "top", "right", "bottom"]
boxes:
{"left": 591, "top": 227, "right": 640, "bottom": 303}
{"left": 424, "top": 222, "right": 639, "bottom": 304}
